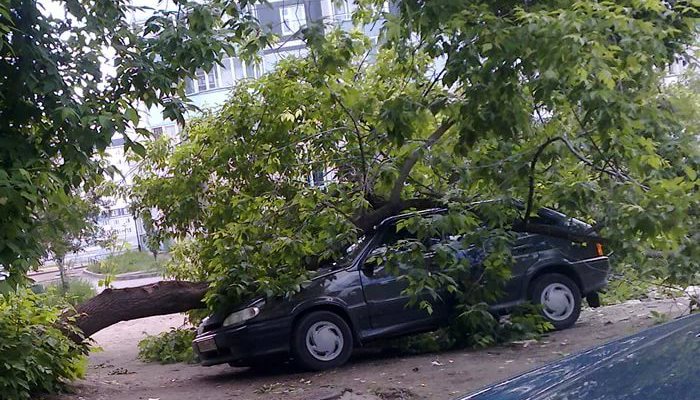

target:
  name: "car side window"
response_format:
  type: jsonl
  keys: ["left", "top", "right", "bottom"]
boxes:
{"left": 363, "top": 225, "right": 431, "bottom": 277}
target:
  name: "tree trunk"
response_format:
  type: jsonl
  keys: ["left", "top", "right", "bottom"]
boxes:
{"left": 57, "top": 258, "right": 68, "bottom": 291}
{"left": 66, "top": 280, "right": 208, "bottom": 342}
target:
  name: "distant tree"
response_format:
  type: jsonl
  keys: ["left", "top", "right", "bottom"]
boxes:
{"left": 38, "top": 188, "right": 109, "bottom": 289}
{"left": 0, "top": 0, "right": 272, "bottom": 291}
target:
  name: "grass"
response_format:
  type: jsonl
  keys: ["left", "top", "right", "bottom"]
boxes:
{"left": 86, "top": 251, "right": 169, "bottom": 275}
{"left": 43, "top": 279, "right": 96, "bottom": 307}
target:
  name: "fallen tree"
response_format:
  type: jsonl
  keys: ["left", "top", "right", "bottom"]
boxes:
{"left": 68, "top": 281, "right": 209, "bottom": 339}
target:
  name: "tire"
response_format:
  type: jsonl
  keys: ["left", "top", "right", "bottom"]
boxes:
{"left": 292, "top": 311, "right": 353, "bottom": 371}
{"left": 529, "top": 273, "right": 582, "bottom": 330}
{"left": 586, "top": 292, "right": 601, "bottom": 308}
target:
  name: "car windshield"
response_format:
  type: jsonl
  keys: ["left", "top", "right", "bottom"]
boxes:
{"left": 334, "top": 235, "right": 371, "bottom": 266}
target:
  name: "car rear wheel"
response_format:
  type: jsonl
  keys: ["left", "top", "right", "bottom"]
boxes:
{"left": 530, "top": 273, "right": 581, "bottom": 330}
{"left": 292, "top": 311, "right": 353, "bottom": 371}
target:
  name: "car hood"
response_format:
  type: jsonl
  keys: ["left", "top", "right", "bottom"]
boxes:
{"left": 459, "top": 313, "right": 700, "bottom": 400}
{"left": 198, "top": 264, "right": 345, "bottom": 333}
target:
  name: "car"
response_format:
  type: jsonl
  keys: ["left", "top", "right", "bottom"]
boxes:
{"left": 193, "top": 207, "right": 610, "bottom": 371}
{"left": 459, "top": 312, "right": 700, "bottom": 400}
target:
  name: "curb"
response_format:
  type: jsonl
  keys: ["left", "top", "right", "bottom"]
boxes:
{"left": 81, "top": 269, "right": 163, "bottom": 281}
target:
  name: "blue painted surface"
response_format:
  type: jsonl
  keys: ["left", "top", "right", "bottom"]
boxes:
{"left": 459, "top": 313, "right": 700, "bottom": 400}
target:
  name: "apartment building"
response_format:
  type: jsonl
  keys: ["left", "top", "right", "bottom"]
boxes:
{"left": 146, "top": 0, "right": 384, "bottom": 135}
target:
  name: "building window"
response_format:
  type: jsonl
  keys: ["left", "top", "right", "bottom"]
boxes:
{"left": 184, "top": 68, "right": 220, "bottom": 95}
{"left": 246, "top": 60, "right": 263, "bottom": 79}
{"left": 220, "top": 58, "right": 235, "bottom": 87}
{"left": 332, "top": 0, "right": 355, "bottom": 21}
{"left": 195, "top": 69, "right": 219, "bottom": 92}
{"left": 184, "top": 77, "right": 195, "bottom": 94}
{"left": 669, "top": 56, "right": 689, "bottom": 76}
{"left": 311, "top": 169, "right": 325, "bottom": 187}
{"left": 152, "top": 124, "right": 179, "bottom": 138}
{"left": 280, "top": 3, "right": 306, "bottom": 35}
{"left": 185, "top": 58, "right": 250, "bottom": 94}
{"left": 109, "top": 137, "right": 125, "bottom": 147}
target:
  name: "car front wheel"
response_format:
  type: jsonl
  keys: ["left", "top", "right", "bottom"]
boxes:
{"left": 292, "top": 311, "right": 353, "bottom": 371}
{"left": 530, "top": 273, "right": 581, "bottom": 330}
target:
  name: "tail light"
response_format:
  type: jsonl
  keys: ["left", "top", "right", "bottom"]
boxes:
{"left": 595, "top": 243, "right": 604, "bottom": 256}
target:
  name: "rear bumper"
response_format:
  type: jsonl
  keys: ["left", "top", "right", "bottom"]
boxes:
{"left": 193, "top": 317, "right": 292, "bottom": 366}
{"left": 569, "top": 256, "right": 610, "bottom": 295}
{"left": 490, "top": 256, "right": 610, "bottom": 313}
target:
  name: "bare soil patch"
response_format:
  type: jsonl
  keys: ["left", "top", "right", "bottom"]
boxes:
{"left": 46, "top": 298, "right": 690, "bottom": 400}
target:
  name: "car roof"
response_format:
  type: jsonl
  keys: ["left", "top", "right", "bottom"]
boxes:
{"left": 375, "top": 199, "right": 514, "bottom": 229}
{"left": 375, "top": 208, "right": 446, "bottom": 229}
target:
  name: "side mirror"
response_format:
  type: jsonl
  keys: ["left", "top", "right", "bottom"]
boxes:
{"left": 362, "top": 262, "right": 375, "bottom": 277}
{"left": 362, "top": 252, "right": 384, "bottom": 277}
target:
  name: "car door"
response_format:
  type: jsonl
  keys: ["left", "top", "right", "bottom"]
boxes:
{"left": 498, "top": 232, "right": 543, "bottom": 303}
{"left": 359, "top": 226, "right": 441, "bottom": 330}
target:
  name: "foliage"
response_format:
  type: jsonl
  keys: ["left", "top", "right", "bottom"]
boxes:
{"left": 37, "top": 185, "right": 115, "bottom": 289}
{"left": 134, "top": 1, "right": 699, "bottom": 332}
{"left": 387, "top": 304, "right": 553, "bottom": 353}
{"left": 380, "top": 328, "right": 455, "bottom": 355}
{"left": 87, "top": 251, "right": 168, "bottom": 275}
{"left": 0, "top": 0, "right": 271, "bottom": 291}
{"left": 0, "top": 289, "right": 88, "bottom": 399}
{"left": 649, "top": 310, "right": 671, "bottom": 325}
{"left": 43, "top": 279, "right": 96, "bottom": 307}
{"left": 137, "top": 328, "right": 197, "bottom": 364}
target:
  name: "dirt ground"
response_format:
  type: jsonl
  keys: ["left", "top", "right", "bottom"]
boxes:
{"left": 48, "top": 298, "right": 691, "bottom": 400}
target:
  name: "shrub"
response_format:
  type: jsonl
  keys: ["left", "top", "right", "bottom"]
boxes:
{"left": 43, "top": 279, "right": 96, "bottom": 307}
{"left": 445, "top": 303, "right": 553, "bottom": 349}
{"left": 137, "top": 328, "right": 196, "bottom": 364}
{"left": 87, "top": 251, "right": 168, "bottom": 275}
{"left": 0, "top": 289, "right": 88, "bottom": 400}
{"left": 383, "top": 304, "right": 553, "bottom": 354}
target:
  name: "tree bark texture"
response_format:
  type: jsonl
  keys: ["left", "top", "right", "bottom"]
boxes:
{"left": 69, "top": 280, "right": 208, "bottom": 340}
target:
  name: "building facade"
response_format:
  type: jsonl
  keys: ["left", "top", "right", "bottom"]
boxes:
{"left": 145, "top": 0, "right": 384, "bottom": 133}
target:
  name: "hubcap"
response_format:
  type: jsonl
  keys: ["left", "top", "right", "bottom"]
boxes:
{"left": 540, "top": 283, "right": 575, "bottom": 321}
{"left": 305, "top": 321, "right": 344, "bottom": 361}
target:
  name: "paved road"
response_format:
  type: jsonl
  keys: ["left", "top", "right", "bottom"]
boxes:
{"left": 106, "top": 276, "right": 164, "bottom": 291}
{"left": 30, "top": 268, "right": 164, "bottom": 292}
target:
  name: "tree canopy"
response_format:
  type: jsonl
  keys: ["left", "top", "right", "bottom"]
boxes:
{"left": 133, "top": 1, "right": 700, "bottom": 318}
{"left": 0, "top": 0, "right": 271, "bottom": 290}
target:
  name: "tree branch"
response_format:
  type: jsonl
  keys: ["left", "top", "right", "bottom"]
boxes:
{"left": 327, "top": 85, "right": 368, "bottom": 188}
{"left": 389, "top": 119, "right": 455, "bottom": 203}
{"left": 525, "top": 135, "right": 648, "bottom": 223}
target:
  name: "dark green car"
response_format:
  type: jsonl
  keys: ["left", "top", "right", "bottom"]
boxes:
{"left": 194, "top": 208, "right": 610, "bottom": 370}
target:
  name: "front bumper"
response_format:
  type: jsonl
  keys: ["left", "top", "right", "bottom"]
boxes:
{"left": 193, "top": 317, "right": 292, "bottom": 366}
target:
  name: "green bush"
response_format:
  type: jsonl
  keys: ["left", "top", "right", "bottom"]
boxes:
{"left": 0, "top": 289, "right": 88, "bottom": 400}
{"left": 87, "top": 251, "right": 168, "bottom": 275}
{"left": 137, "top": 328, "right": 196, "bottom": 364}
{"left": 43, "top": 279, "right": 96, "bottom": 307}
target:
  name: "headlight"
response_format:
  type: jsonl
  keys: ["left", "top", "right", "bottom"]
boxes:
{"left": 196, "top": 317, "right": 208, "bottom": 335}
{"left": 222, "top": 300, "right": 265, "bottom": 327}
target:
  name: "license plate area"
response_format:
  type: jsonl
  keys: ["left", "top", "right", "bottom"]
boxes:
{"left": 196, "top": 338, "right": 217, "bottom": 353}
